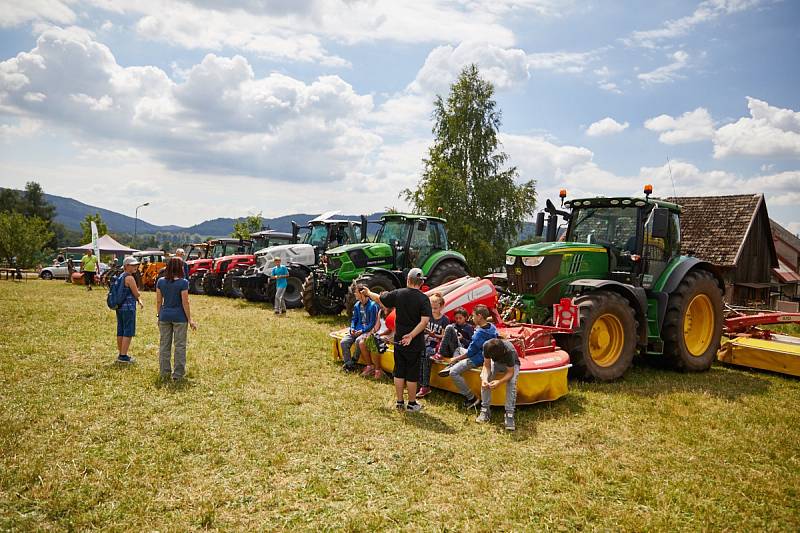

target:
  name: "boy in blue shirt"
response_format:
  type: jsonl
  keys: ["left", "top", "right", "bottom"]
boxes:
{"left": 438, "top": 304, "right": 497, "bottom": 409}
{"left": 341, "top": 283, "right": 379, "bottom": 372}
{"left": 271, "top": 257, "right": 289, "bottom": 314}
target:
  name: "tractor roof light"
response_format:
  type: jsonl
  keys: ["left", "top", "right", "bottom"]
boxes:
{"left": 644, "top": 184, "right": 653, "bottom": 197}
{"left": 559, "top": 188, "right": 567, "bottom": 206}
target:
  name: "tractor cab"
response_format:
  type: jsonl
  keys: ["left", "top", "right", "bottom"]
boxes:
{"left": 564, "top": 196, "right": 681, "bottom": 288}
{"left": 373, "top": 214, "right": 450, "bottom": 270}
{"left": 183, "top": 243, "right": 209, "bottom": 261}
{"left": 250, "top": 230, "right": 295, "bottom": 254}
{"left": 302, "top": 218, "right": 362, "bottom": 257}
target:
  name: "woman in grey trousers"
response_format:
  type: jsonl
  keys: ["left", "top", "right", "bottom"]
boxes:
{"left": 155, "top": 258, "right": 197, "bottom": 381}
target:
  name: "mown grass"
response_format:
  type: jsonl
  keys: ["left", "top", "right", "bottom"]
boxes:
{"left": 1, "top": 280, "right": 799, "bottom": 531}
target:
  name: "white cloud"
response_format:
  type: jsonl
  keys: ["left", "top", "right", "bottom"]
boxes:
{"left": 625, "top": 0, "right": 764, "bottom": 48}
{"left": 586, "top": 117, "right": 629, "bottom": 137}
{"left": 644, "top": 107, "right": 714, "bottom": 144}
{"left": 638, "top": 50, "right": 690, "bottom": 85}
{"left": 0, "top": 26, "right": 380, "bottom": 182}
{"left": 0, "top": 117, "right": 42, "bottom": 140}
{"left": 714, "top": 97, "right": 800, "bottom": 158}
{"left": 0, "top": 0, "right": 76, "bottom": 28}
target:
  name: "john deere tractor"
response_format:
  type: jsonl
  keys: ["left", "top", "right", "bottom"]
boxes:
{"left": 503, "top": 186, "right": 724, "bottom": 381}
{"left": 302, "top": 213, "right": 468, "bottom": 315}
{"left": 238, "top": 213, "right": 365, "bottom": 307}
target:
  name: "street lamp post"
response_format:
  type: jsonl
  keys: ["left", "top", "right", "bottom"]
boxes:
{"left": 134, "top": 202, "right": 150, "bottom": 241}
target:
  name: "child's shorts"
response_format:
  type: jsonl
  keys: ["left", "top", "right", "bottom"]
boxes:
{"left": 116, "top": 310, "right": 136, "bottom": 337}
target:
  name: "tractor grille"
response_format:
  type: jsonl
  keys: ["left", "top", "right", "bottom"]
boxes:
{"left": 506, "top": 255, "right": 562, "bottom": 295}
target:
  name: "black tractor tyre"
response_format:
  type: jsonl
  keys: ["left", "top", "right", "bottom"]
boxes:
{"left": 302, "top": 273, "right": 344, "bottom": 316}
{"left": 222, "top": 269, "right": 244, "bottom": 298}
{"left": 561, "top": 290, "right": 638, "bottom": 381}
{"left": 203, "top": 273, "right": 221, "bottom": 296}
{"left": 242, "top": 279, "right": 269, "bottom": 302}
{"left": 284, "top": 266, "right": 306, "bottom": 309}
{"left": 661, "top": 270, "right": 723, "bottom": 372}
{"left": 189, "top": 274, "right": 205, "bottom": 295}
{"left": 426, "top": 260, "right": 468, "bottom": 288}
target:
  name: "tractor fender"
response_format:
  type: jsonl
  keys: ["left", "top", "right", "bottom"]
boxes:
{"left": 362, "top": 267, "right": 404, "bottom": 289}
{"left": 569, "top": 279, "right": 649, "bottom": 346}
{"left": 421, "top": 251, "right": 469, "bottom": 276}
{"left": 652, "top": 257, "right": 724, "bottom": 333}
{"left": 287, "top": 262, "right": 312, "bottom": 278}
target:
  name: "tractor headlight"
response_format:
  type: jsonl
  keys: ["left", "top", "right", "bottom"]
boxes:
{"left": 521, "top": 256, "right": 544, "bottom": 267}
{"left": 505, "top": 255, "right": 516, "bottom": 265}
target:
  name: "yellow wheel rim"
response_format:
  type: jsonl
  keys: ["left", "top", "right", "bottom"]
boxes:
{"left": 589, "top": 313, "right": 624, "bottom": 367}
{"left": 684, "top": 294, "right": 714, "bottom": 356}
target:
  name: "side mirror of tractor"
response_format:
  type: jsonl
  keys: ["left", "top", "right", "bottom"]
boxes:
{"left": 650, "top": 208, "right": 670, "bottom": 240}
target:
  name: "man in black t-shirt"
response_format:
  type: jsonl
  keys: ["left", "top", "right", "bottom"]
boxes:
{"left": 361, "top": 268, "right": 432, "bottom": 412}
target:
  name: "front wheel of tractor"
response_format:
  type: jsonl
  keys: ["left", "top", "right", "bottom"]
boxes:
{"left": 425, "top": 260, "right": 468, "bottom": 287}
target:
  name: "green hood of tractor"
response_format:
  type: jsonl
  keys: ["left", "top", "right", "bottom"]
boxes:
{"left": 326, "top": 242, "right": 392, "bottom": 257}
{"left": 506, "top": 241, "right": 607, "bottom": 257}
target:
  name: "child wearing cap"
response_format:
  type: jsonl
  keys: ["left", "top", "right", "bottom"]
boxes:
{"left": 116, "top": 256, "right": 143, "bottom": 363}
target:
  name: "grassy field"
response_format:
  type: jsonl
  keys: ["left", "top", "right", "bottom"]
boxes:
{"left": 1, "top": 280, "right": 799, "bottom": 531}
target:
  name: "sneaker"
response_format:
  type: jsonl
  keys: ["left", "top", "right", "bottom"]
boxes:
{"left": 475, "top": 409, "right": 491, "bottom": 423}
{"left": 504, "top": 413, "right": 516, "bottom": 431}
{"left": 437, "top": 366, "right": 452, "bottom": 378}
{"left": 462, "top": 396, "right": 480, "bottom": 409}
{"left": 342, "top": 363, "right": 356, "bottom": 372}
{"left": 360, "top": 365, "right": 375, "bottom": 376}
{"left": 416, "top": 386, "right": 431, "bottom": 399}
{"left": 395, "top": 401, "right": 405, "bottom": 411}
{"left": 406, "top": 402, "right": 423, "bottom": 413}
{"left": 116, "top": 354, "right": 135, "bottom": 364}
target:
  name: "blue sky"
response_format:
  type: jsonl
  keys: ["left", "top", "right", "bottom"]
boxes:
{"left": 0, "top": 0, "right": 798, "bottom": 233}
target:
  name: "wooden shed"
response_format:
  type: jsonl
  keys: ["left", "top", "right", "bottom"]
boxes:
{"left": 665, "top": 194, "right": 778, "bottom": 307}
{"left": 770, "top": 219, "right": 800, "bottom": 309}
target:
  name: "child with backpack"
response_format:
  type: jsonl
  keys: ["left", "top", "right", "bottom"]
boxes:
{"left": 107, "top": 256, "right": 143, "bottom": 363}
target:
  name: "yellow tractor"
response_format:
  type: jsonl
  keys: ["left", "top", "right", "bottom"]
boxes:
{"left": 133, "top": 250, "right": 167, "bottom": 290}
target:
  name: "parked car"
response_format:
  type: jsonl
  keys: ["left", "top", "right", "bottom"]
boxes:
{"left": 39, "top": 261, "right": 109, "bottom": 280}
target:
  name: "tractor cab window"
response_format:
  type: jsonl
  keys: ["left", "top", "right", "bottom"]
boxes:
{"left": 327, "top": 225, "right": 355, "bottom": 249}
{"left": 641, "top": 209, "right": 680, "bottom": 287}
{"left": 187, "top": 248, "right": 203, "bottom": 260}
{"left": 570, "top": 207, "right": 638, "bottom": 252}
{"left": 409, "top": 219, "right": 438, "bottom": 267}
{"left": 376, "top": 219, "right": 412, "bottom": 267}
{"left": 307, "top": 224, "right": 330, "bottom": 249}
{"left": 430, "top": 221, "right": 448, "bottom": 250}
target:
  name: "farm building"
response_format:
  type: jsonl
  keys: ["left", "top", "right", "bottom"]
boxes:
{"left": 665, "top": 194, "right": 778, "bottom": 307}
{"left": 770, "top": 219, "right": 800, "bottom": 310}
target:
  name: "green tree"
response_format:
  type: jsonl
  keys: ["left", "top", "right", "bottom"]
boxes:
{"left": 0, "top": 188, "right": 20, "bottom": 213}
{"left": 403, "top": 64, "right": 536, "bottom": 274}
{"left": 232, "top": 213, "right": 263, "bottom": 239}
{"left": 80, "top": 213, "right": 108, "bottom": 244}
{"left": 20, "top": 182, "right": 55, "bottom": 222}
{"left": 0, "top": 212, "right": 54, "bottom": 267}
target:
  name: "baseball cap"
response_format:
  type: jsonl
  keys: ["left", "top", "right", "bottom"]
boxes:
{"left": 123, "top": 256, "right": 140, "bottom": 266}
{"left": 407, "top": 267, "right": 425, "bottom": 283}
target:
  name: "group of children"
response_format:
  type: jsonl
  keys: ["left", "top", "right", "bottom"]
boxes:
{"left": 340, "top": 286, "right": 521, "bottom": 431}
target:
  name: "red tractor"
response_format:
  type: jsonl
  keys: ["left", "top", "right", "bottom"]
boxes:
{"left": 188, "top": 238, "right": 251, "bottom": 295}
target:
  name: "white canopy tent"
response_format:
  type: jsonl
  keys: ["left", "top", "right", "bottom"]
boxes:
{"left": 63, "top": 235, "right": 139, "bottom": 257}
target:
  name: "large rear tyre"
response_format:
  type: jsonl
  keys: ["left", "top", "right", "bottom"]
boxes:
{"left": 284, "top": 267, "right": 306, "bottom": 309}
{"left": 242, "top": 280, "right": 268, "bottom": 302}
{"left": 563, "top": 290, "right": 638, "bottom": 381}
{"left": 203, "top": 273, "right": 221, "bottom": 296}
{"left": 189, "top": 274, "right": 205, "bottom": 295}
{"left": 426, "top": 260, "right": 468, "bottom": 287}
{"left": 661, "top": 270, "right": 723, "bottom": 372}
{"left": 222, "top": 269, "right": 244, "bottom": 298}
{"left": 302, "top": 274, "right": 344, "bottom": 316}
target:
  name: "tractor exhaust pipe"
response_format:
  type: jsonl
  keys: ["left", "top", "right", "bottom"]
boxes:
{"left": 291, "top": 221, "right": 299, "bottom": 244}
{"left": 360, "top": 215, "right": 368, "bottom": 242}
{"left": 546, "top": 214, "right": 558, "bottom": 242}
{"left": 535, "top": 212, "right": 545, "bottom": 237}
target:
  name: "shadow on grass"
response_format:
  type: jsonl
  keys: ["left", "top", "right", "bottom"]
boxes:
{"left": 577, "top": 361, "right": 772, "bottom": 401}
{"left": 376, "top": 406, "right": 456, "bottom": 434}
{"left": 152, "top": 375, "right": 196, "bottom": 392}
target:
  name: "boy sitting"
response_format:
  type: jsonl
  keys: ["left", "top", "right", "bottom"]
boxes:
{"left": 475, "top": 338, "right": 521, "bottom": 431}
{"left": 417, "top": 293, "right": 449, "bottom": 399}
{"left": 438, "top": 304, "right": 497, "bottom": 409}
{"left": 432, "top": 307, "right": 474, "bottom": 361}
{"left": 340, "top": 283, "right": 379, "bottom": 372}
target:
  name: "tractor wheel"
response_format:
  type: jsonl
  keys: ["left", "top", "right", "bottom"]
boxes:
{"left": 284, "top": 267, "right": 306, "bottom": 309}
{"left": 661, "top": 270, "right": 723, "bottom": 372}
{"left": 189, "top": 274, "right": 205, "bottom": 295}
{"left": 565, "top": 290, "right": 638, "bottom": 381}
{"left": 203, "top": 273, "right": 221, "bottom": 296}
{"left": 242, "top": 279, "right": 268, "bottom": 302}
{"left": 426, "top": 260, "right": 468, "bottom": 288}
{"left": 302, "top": 274, "right": 344, "bottom": 316}
{"left": 222, "top": 269, "right": 244, "bottom": 298}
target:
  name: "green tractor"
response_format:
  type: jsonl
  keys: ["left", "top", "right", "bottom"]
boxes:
{"left": 504, "top": 186, "right": 724, "bottom": 381}
{"left": 302, "top": 213, "right": 469, "bottom": 315}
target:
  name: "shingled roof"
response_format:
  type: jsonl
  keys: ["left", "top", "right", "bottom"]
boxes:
{"left": 664, "top": 194, "right": 771, "bottom": 267}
